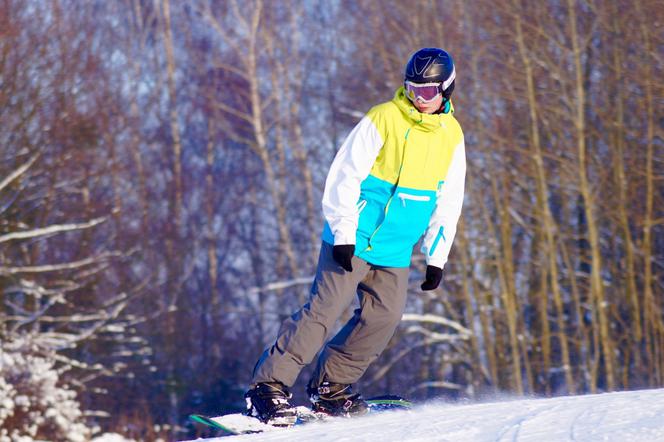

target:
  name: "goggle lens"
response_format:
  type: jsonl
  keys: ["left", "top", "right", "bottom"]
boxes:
{"left": 405, "top": 81, "right": 442, "bottom": 103}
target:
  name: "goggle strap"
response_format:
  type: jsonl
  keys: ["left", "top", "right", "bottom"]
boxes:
{"left": 442, "top": 66, "right": 456, "bottom": 91}
{"left": 404, "top": 81, "right": 441, "bottom": 88}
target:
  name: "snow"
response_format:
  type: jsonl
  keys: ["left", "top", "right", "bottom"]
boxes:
{"left": 0, "top": 333, "right": 136, "bottom": 442}
{"left": 0, "top": 334, "right": 91, "bottom": 442}
{"left": 184, "top": 388, "right": 664, "bottom": 442}
{"left": 90, "top": 434, "right": 138, "bottom": 442}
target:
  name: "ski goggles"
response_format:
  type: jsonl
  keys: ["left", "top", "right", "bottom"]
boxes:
{"left": 404, "top": 81, "right": 442, "bottom": 103}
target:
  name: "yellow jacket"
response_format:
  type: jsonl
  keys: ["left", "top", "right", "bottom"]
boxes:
{"left": 322, "top": 87, "right": 466, "bottom": 268}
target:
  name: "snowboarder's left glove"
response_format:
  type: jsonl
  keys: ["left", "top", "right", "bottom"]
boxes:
{"left": 420, "top": 265, "right": 443, "bottom": 291}
{"left": 332, "top": 244, "right": 355, "bottom": 272}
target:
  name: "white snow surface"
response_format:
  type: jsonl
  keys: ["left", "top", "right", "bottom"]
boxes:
{"left": 185, "top": 388, "right": 664, "bottom": 442}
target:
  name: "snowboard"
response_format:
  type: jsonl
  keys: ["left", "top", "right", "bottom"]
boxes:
{"left": 190, "top": 395, "right": 412, "bottom": 435}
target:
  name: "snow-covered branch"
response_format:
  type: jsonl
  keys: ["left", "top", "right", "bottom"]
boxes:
{"left": 0, "top": 216, "right": 106, "bottom": 244}
{"left": 0, "top": 153, "right": 39, "bottom": 193}
{"left": 0, "top": 251, "right": 124, "bottom": 275}
{"left": 32, "top": 301, "right": 129, "bottom": 350}
{"left": 403, "top": 324, "right": 471, "bottom": 342}
{"left": 364, "top": 337, "right": 445, "bottom": 387}
{"left": 365, "top": 342, "right": 425, "bottom": 386}
{"left": 245, "top": 276, "right": 314, "bottom": 295}
{"left": 401, "top": 313, "right": 473, "bottom": 337}
{"left": 6, "top": 293, "right": 65, "bottom": 331}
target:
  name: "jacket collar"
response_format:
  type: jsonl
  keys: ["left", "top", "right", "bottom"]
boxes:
{"left": 393, "top": 87, "right": 448, "bottom": 132}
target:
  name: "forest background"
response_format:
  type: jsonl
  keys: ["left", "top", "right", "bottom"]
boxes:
{"left": 1, "top": 0, "right": 662, "bottom": 440}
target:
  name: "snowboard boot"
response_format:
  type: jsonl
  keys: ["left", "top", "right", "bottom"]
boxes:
{"left": 307, "top": 381, "right": 369, "bottom": 417}
{"left": 244, "top": 382, "right": 298, "bottom": 426}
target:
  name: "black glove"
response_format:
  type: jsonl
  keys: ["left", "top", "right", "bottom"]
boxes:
{"left": 420, "top": 265, "right": 443, "bottom": 291}
{"left": 332, "top": 244, "right": 355, "bottom": 272}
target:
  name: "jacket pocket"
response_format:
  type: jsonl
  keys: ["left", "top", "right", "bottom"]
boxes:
{"left": 397, "top": 192, "right": 431, "bottom": 207}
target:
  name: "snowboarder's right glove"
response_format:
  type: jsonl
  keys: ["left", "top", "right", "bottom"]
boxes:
{"left": 420, "top": 265, "right": 443, "bottom": 291}
{"left": 332, "top": 244, "right": 355, "bottom": 272}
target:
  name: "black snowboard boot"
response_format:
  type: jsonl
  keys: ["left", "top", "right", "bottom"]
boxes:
{"left": 245, "top": 382, "right": 298, "bottom": 426}
{"left": 307, "top": 381, "right": 369, "bottom": 417}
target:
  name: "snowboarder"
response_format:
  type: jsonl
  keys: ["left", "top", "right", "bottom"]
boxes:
{"left": 245, "top": 47, "right": 466, "bottom": 426}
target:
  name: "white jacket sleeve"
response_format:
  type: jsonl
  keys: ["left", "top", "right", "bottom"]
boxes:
{"left": 421, "top": 139, "right": 466, "bottom": 269}
{"left": 322, "top": 115, "right": 384, "bottom": 245}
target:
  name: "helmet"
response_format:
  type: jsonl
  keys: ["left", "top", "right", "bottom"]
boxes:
{"left": 404, "top": 48, "right": 456, "bottom": 100}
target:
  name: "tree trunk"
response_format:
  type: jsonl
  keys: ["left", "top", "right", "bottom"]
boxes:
{"left": 567, "top": 0, "right": 615, "bottom": 391}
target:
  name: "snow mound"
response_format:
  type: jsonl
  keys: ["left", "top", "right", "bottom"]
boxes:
{"left": 185, "top": 388, "right": 664, "bottom": 441}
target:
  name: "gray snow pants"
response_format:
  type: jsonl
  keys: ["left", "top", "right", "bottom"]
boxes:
{"left": 251, "top": 241, "right": 409, "bottom": 388}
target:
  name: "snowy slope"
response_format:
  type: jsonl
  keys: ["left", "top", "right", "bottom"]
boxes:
{"left": 184, "top": 388, "right": 664, "bottom": 442}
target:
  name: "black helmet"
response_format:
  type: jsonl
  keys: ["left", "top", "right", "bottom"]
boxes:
{"left": 404, "top": 48, "right": 456, "bottom": 100}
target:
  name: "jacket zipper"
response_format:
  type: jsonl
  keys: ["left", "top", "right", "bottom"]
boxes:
{"left": 397, "top": 192, "right": 431, "bottom": 206}
{"left": 363, "top": 196, "right": 393, "bottom": 252}
{"left": 364, "top": 125, "right": 413, "bottom": 253}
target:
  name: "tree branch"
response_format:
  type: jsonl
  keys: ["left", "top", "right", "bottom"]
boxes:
{"left": 0, "top": 251, "right": 123, "bottom": 275}
{"left": 0, "top": 153, "right": 39, "bottom": 193}
{"left": 401, "top": 313, "right": 473, "bottom": 336}
{"left": 0, "top": 217, "right": 106, "bottom": 243}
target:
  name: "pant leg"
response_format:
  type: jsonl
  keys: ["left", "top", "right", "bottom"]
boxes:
{"left": 310, "top": 264, "right": 410, "bottom": 386}
{"left": 251, "top": 242, "right": 370, "bottom": 387}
